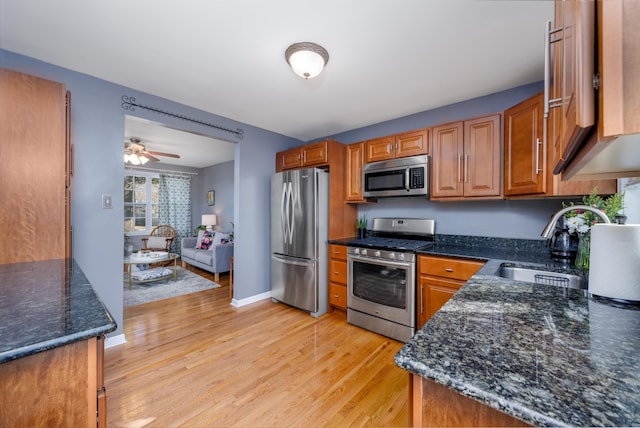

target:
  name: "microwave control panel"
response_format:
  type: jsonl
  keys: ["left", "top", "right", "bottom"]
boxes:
{"left": 409, "top": 167, "right": 425, "bottom": 189}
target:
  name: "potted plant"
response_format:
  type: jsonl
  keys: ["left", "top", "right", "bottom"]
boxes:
{"left": 563, "top": 187, "right": 624, "bottom": 269}
{"left": 357, "top": 214, "right": 367, "bottom": 239}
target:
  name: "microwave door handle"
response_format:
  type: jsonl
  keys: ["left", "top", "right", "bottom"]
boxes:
{"left": 405, "top": 168, "right": 410, "bottom": 192}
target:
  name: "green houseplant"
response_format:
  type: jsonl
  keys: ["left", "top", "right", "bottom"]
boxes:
{"left": 563, "top": 187, "right": 624, "bottom": 269}
{"left": 357, "top": 214, "right": 367, "bottom": 239}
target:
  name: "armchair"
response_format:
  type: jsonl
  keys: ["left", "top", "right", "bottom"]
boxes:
{"left": 141, "top": 225, "right": 176, "bottom": 252}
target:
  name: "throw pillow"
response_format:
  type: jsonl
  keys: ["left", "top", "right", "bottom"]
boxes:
{"left": 212, "top": 232, "right": 230, "bottom": 246}
{"left": 194, "top": 229, "right": 205, "bottom": 248}
{"left": 147, "top": 236, "right": 168, "bottom": 249}
{"left": 198, "top": 230, "right": 214, "bottom": 250}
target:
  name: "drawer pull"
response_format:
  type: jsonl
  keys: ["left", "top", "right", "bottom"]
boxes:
{"left": 333, "top": 294, "right": 340, "bottom": 298}
{"left": 333, "top": 271, "right": 340, "bottom": 275}
{"left": 444, "top": 268, "right": 454, "bottom": 272}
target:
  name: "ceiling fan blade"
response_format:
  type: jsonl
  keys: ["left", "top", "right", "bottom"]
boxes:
{"left": 143, "top": 153, "right": 161, "bottom": 162}
{"left": 148, "top": 150, "right": 180, "bottom": 159}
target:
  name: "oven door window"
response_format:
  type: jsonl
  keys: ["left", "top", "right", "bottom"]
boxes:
{"left": 351, "top": 259, "right": 407, "bottom": 309}
{"left": 364, "top": 169, "right": 406, "bottom": 192}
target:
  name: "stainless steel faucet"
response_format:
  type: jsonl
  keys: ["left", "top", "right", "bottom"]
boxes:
{"left": 541, "top": 205, "right": 611, "bottom": 239}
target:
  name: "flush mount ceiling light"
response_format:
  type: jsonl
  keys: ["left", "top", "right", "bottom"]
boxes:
{"left": 285, "top": 42, "right": 329, "bottom": 79}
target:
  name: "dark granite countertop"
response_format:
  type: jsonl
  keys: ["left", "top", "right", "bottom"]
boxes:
{"left": 393, "top": 237, "right": 640, "bottom": 427}
{"left": 0, "top": 259, "right": 116, "bottom": 363}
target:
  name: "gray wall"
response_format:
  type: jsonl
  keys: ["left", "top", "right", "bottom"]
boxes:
{"left": 193, "top": 160, "right": 235, "bottom": 234}
{"left": 1, "top": 49, "right": 300, "bottom": 339}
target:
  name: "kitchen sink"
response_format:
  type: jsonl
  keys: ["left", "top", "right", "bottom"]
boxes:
{"left": 498, "top": 263, "right": 587, "bottom": 290}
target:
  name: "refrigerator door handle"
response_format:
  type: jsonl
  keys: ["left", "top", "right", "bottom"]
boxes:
{"left": 272, "top": 254, "right": 314, "bottom": 267}
{"left": 280, "top": 182, "right": 288, "bottom": 244}
{"left": 280, "top": 181, "right": 295, "bottom": 245}
{"left": 288, "top": 181, "right": 295, "bottom": 244}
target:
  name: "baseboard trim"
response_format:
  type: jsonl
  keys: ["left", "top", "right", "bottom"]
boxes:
{"left": 231, "top": 291, "right": 271, "bottom": 308}
{"left": 105, "top": 333, "right": 127, "bottom": 348}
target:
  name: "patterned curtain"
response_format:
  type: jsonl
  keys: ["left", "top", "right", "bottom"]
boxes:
{"left": 158, "top": 174, "right": 192, "bottom": 256}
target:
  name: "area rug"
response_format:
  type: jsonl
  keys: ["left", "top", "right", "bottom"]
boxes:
{"left": 124, "top": 266, "right": 220, "bottom": 307}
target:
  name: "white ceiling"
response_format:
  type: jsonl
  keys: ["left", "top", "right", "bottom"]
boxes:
{"left": 0, "top": 0, "right": 554, "bottom": 167}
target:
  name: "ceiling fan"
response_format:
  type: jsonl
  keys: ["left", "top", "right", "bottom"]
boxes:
{"left": 124, "top": 137, "right": 180, "bottom": 165}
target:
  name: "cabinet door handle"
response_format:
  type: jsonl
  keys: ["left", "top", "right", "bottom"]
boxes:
{"left": 420, "top": 285, "right": 424, "bottom": 315}
{"left": 458, "top": 155, "right": 463, "bottom": 183}
{"left": 464, "top": 155, "right": 469, "bottom": 183}
{"left": 544, "top": 20, "right": 563, "bottom": 118}
{"left": 535, "top": 138, "right": 543, "bottom": 174}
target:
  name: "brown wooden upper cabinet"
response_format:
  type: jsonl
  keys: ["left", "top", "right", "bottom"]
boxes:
{"left": 364, "top": 128, "right": 430, "bottom": 163}
{"left": 504, "top": 92, "right": 617, "bottom": 197}
{"left": 550, "top": 0, "right": 640, "bottom": 179}
{"left": 0, "top": 68, "right": 70, "bottom": 264}
{"left": 345, "top": 142, "right": 365, "bottom": 202}
{"left": 431, "top": 114, "right": 502, "bottom": 199}
{"left": 276, "top": 140, "right": 328, "bottom": 172}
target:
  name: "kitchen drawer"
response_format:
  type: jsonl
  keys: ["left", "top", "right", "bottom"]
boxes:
{"left": 419, "top": 255, "right": 484, "bottom": 281}
{"left": 329, "top": 259, "right": 347, "bottom": 285}
{"left": 329, "top": 283, "right": 347, "bottom": 309}
{"left": 328, "top": 244, "right": 347, "bottom": 260}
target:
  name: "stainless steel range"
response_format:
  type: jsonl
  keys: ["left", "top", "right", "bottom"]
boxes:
{"left": 346, "top": 218, "right": 435, "bottom": 342}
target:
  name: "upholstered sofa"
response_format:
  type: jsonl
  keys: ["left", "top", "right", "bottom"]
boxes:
{"left": 180, "top": 232, "right": 233, "bottom": 282}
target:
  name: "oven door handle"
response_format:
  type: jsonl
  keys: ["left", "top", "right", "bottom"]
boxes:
{"left": 348, "top": 253, "right": 414, "bottom": 269}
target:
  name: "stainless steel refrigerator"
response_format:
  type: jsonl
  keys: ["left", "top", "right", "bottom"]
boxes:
{"left": 271, "top": 168, "right": 328, "bottom": 317}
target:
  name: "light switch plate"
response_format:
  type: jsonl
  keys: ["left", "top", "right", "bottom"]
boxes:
{"left": 102, "top": 194, "right": 113, "bottom": 209}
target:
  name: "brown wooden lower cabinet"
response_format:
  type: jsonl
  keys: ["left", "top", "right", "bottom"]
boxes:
{"left": 0, "top": 336, "right": 106, "bottom": 427}
{"left": 417, "top": 255, "right": 484, "bottom": 329}
{"left": 411, "top": 374, "right": 530, "bottom": 427}
{"left": 328, "top": 244, "right": 348, "bottom": 311}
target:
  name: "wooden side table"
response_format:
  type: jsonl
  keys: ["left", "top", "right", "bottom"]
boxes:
{"left": 229, "top": 256, "right": 234, "bottom": 300}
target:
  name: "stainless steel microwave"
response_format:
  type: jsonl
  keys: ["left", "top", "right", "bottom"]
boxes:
{"left": 363, "top": 155, "right": 429, "bottom": 198}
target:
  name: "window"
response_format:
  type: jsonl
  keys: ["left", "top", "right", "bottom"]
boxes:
{"left": 124, "top": 172, "right": 160, "bottom": 234}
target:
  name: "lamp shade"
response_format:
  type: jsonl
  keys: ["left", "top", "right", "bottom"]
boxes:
{"left": 285, "top": 42, "right": 329, "bottom": 79}
{"left": 202, "top": 214, "right": 217, "bottom": 228}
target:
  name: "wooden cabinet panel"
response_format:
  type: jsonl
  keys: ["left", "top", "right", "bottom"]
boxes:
{"left": 329, "top": 244, "right": 347, "bottom": 260}
{"left": 0, "top": 68, "right": 68, "bottom": 264}
{"left": 411, "top": 375, "right": 531, "bottom": 427}
{"left": 364, "top": 128, "right": 430, "bottom": 165}
{"left": 396, "top": 128, "right": 430, "bottom": 158}
{"left": 464, "top": 114, "right": 501, "bottom": 197}
{"left": 345, "top": 142, "right": 365, "bottom": 202}
{"left": 329, "top": 259, "right": 347, "bottom": 285}
{"left": 431, "top": 122, "right": 464, "bottom": 198}
{"left": 0, "top": 338, "right": 105, "bottom": 427}
{"left": 329, "top": 283, "right": 347, "bottom": 310}
{"left": 560, "top": 0, "right": 640, "bottom": 179}
{"left": 276, "top": 147, "right": 302, "bottom": 171}
{"left": 365, "top": 135, "right": 395, "bottom": 163}
{"left": 419, "top": 256, "right": 483, "bottom": 281}
{"left": 302, "top": 141, "right": 328, "bottom": 166}
{"left": 328, "top": 244, "right": 349, "bottom": 311}
{"left": 505, "top": 93, "right": 546, "bottom": 195}
{"left": 506, "top": 92, "right": 617, "bottom": 197}
{"left": 417, "top": 255, "right": 484, "bottom": 329}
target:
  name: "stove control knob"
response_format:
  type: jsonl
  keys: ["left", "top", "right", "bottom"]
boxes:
{"left": 398, "top": 253, "right": 405, "bottom": 261}
{"left": 388, "top": 252, "right": 396, "bottom": 259}
{"left": 374, "top": 251, "right": 381, "bottom": 257}
{"left": 361, "top": 249, "right": 367, "bottom": 256}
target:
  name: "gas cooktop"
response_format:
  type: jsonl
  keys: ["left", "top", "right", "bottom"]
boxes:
{"left": 346, "top": 237, "right": 434, "bottom": 252}
{"left": 347, "top": 217, "right": 436, "bottom": 252}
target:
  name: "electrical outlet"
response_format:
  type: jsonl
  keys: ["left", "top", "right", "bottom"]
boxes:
{"left": 102, "top": 194, "right": 113, "bottom": 209}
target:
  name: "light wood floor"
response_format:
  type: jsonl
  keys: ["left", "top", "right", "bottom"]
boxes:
{"left": 105, "top": 266, "right": 410, "bottom": 427}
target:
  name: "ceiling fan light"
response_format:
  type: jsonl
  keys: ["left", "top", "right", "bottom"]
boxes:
{"left": 285, "top": 42, "right": 329, "bottom": 79}
{"left": 139, "top": 155, "right": 149, "bottom": 165}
